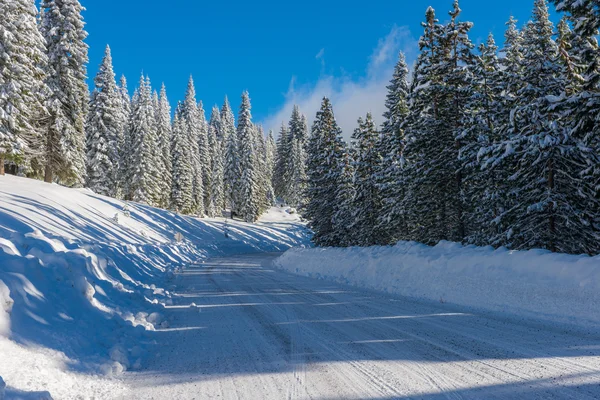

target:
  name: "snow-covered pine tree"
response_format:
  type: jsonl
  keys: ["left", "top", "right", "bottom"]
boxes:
{"left": 117, "top": 75, "right": 131, "bottom": 196}
{"left": 253, "top": 124, "right": 271, "bottom": 212}
{"left": 265, "top": 130, "right": 277, "bottom": 200}
{"left": 376, "top": 51, "right": 410, "bottom": 244}
{"left": 221, "top": 96, "right": 240, "bottom": 215}
{"left": 487, "top": 0, "right": 598, "bottom": 253}
{"left": 181, "top": 77, "right": 204, "bottom": 216}
{"left": 197, "top": 100, "right": 211, "bottom": 213}
{"left": 401, "top": 5, "right": 471, "bottom": 245}
{"left": 0, "top": 0, "right": 48, "bottom": 175}
{"left": 236, "top": 92, "right": 261, "bottom": 222}
{"left": 550, "top": 0, "right": 600, "bottom": 252}
{"left": 156, "top": 84, "right": 172, "bottom": 208}
{"left": 273, "top": 123, "right": 291, "bottom": 201}
{"left": 85, "top": 45, "right": 122, "bottom": 197}
{"left": 170, "top": 104, "right": 193, "bottom": 213}
{"left": 304, "top": 97, "right": 346, "bottom": 246}
{"left": 330, "top": 146, "right": 356, "bottom": 247}
{"left": 350, "top": 114, "right": 383, "bottom": 246}
{"left": 440, "top": 0, "right": 475, "bottom": 242}
{"left": 207, "top": 106, "right": 225, "bottom": 216}
{"left": 40, "top": 0, "right": 89, "bottom": 186}
{"left": 126, "top": 75, "right": 161, "bottom": 205}
{"left": 459, "top": 34, "right": 505, "bottom": 245}
{"left": 287, "top": 105, "right": 308, "bottom": 207}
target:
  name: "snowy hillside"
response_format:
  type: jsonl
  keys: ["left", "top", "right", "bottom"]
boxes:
{"left": 276, "top": 242, "right": 600, "bottom": 328}
{"left": 0, "top": 175, "right": 310, "bottom": 398}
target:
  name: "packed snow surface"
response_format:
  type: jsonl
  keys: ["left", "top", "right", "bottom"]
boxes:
{"left": 276, "top": 242, "right": 600, "bottom": 328}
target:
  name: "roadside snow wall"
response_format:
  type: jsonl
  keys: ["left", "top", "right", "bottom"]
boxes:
{"left": 275, "top": 241, "right": 600, "bottom": 327}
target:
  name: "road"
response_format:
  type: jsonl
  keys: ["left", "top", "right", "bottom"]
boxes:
{"left": 126, "top": 253, "right": 600, "bottom": 399}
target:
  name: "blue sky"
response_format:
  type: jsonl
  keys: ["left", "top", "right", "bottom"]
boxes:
{"left": 83, "top": 0, "right": 559, "bottom": 136}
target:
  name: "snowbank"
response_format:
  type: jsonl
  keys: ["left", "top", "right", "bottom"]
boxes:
{"left": 275, "top": 241, "right": 600, "bottom": 327}
{"left": 0, "top": 175, "right": 310, "bottom": 396}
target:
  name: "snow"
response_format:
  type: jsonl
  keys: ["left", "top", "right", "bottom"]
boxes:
{"left": 275, "top": 241, "right": 600, "bottom": 328}
{"left": 2, "top": 174, "right": 600, "bottom": 399}
{"left": 0, "top": 174, "right": 309, "bottom": 398}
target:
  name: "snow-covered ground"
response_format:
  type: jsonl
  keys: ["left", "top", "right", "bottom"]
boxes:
{"left": 1, "top": 174, "right": 600, "bottom": 399}
{"left": 276, "top": 242, "right": 600, "bottom": 328}
{"left": 0, "top": 175, "right": 309, "bottom": 399}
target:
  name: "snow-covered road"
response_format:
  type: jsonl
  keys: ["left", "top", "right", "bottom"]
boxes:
{"left": 126, "top": 253, "right": 600, "bottom": 399}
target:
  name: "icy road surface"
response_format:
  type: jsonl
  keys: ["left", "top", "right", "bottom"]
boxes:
{"left": 126, "top": 253, "right": 600, "bottom": 399}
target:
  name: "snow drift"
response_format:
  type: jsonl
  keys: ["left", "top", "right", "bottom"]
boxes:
{"left": 0, "top": 174, "right": 309, "bottom": 396}
{"left": 275, "top": 241, "right": 600, "bottom": 327}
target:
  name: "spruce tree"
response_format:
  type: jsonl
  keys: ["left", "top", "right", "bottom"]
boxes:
{"left": 485, "top": 0, "right": 598, "bottom": 253}
{"left": 376, "top": 52, "right": 410, "bottom": 244}
{"left": 351, "top": 114, "right": 383, "bottom": 246}
{"left": 207, "top": 106, "right": 225, "bottom": 216}
{"left": 401, "top": 5, "right": 470, "bottom": 245}
{"left": 40, "top": 0, "right": 89, "bottom": 185}
{"left": 237, "top": 92, "right": 261, "bottom": 222}
{"left": 0, "top": 0, "right": 48, "bottom": 175}
{"left": 221, "top": 97, "right": 240, "bottom": 215}
{"left": 459, "top": 34, "right": 505, "bottom": 245}
{"left": 127, "top": 76, "right": 161, "bottom": 205}
{"left": 305, "top": 97, "right": 346, "bottom": 246}
{"left": 287, "top": 105, "right": 308, "bottom": 207}
{"left": 170, "top": 105, "right": 193, "bottom": 213}
{"left": 331, "top": 147, "right": 356, "bottom": 247}
{"left": 273, "top": 123, "right": 291, "bottom": 201}
{"left": 117, "top": 75, "right": 131, "bottom": 195}
{"left": 156, "top": 84, "right": 172, "bottom": 208}
{"left": 85, "top": 46, "right": 121, "bottom": 197}
{"left": 197, "top": 100, "right": 211, "bottom": 213}
{"left": 181, "top": 77, "right": 204, "bottom": 216}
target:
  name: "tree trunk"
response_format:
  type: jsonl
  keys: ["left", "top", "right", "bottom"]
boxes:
{"left": 44, "top": 164, "right": 53, "bottom": 183}
{"left": 0, "top": 154, "right": 5, "bottom": 176}
{"left": 548, "top": 159, "right": 556, "bottom": 251}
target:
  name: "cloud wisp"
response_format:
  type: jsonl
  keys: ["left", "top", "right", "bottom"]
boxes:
{"left": 262, "top": 26, "right": 417, "bottom": 140}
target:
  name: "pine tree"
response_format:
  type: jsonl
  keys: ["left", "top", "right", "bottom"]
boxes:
{"left": 351, "top": 114, "right": 383, "bottom": 246}
{"left": 273, "top": 123, "right": 291, "bottom": 201}
{"left": 117, "top": 75, "right": 131, "bottom": 196}
{"left": 376, "top": 51, "right": 410, "bottom": 243}
{"left": 550, "top": 0, "right": 600, "bottom": 252}
{"left": 305, "top": 97, "right": 346, "bottom": 246}
{"left": 265, "top": 130, "right": 277, "bottom": 201}
{"left": 221, "top": 96, "right": 239, "bottom": 215}
{"left": 156, "top": 84, "right": 172, "bottom": 208}
{"left": 401, "top": 5, "right": 471, "bottom": 245}
{"left": 207, "top": 105, "right": 225, "bottom": 216}
{"left": 126, "top": 75, "right": 161, "bottom": 205}
{"left": 459, "top": 34, "right": 505, "bottom": 245}
{"left": 485, "top": 0, "right": 598, "bottom": 253}
{"left": 170, "top": 105, "right": 193, "bottom": 213}
{"left": 330, "top": 147, "right": 356, "bottom": 247}
{"left": 40, "top": 0, "right": 89, "bottom": 186}
{"left": 237, "top": 92, "right": 261, "bottom": 222}
{"left": 0, "top": 0, "right": 48, "bottom": 175}
{"left": 85, "top": 46, "right": 121, "bottom": 197}
{"left": 286, "top": 105, "right": 308, "bottom": 207}
{"left": 181, "top": 77, "right": 204, "bottom": 216}
{"left": 197, "top": 100, "right": 211, "bottom": 213}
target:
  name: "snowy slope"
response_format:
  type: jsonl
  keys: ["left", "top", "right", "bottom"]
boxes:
{"left": 0, "top": 174, "right": 310, "bottom": 398}
{"left": 276, "top": 241, "right": 600, "bottom": 328}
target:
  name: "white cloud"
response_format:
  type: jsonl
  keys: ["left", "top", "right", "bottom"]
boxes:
{"left": 315, "top": 48, "right": 325, "bottom": 60}
{"left": 262, "top": 26, "right": 417, "bottom": 140}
